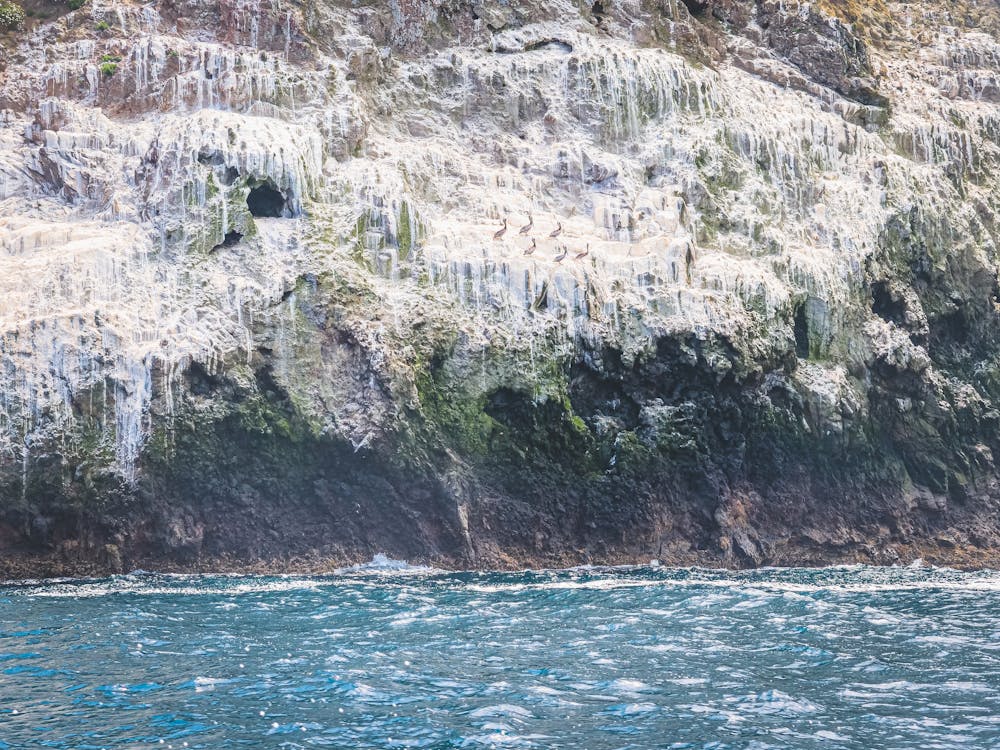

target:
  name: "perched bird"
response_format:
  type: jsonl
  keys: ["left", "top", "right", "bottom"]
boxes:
{"left": 519, "top": 214, "right": 533, "bottom": 235}
{"left": 574, "top": 243, "right": 590, "bottom": 261}
{"left": 548, "top": 221, "right": 563, "bottom": 239}
{"left": 523, "top": 238, "right": 537, "bottom": 256}
{"left": 554, "top": 245, "right": 567, "bottom": 262}
{"left": 493, "top": 218, "right": 508, "bottom": 241}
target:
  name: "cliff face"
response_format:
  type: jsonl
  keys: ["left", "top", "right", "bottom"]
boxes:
{"left": 3, "top": 0, "right": 1000, "bottom": 574}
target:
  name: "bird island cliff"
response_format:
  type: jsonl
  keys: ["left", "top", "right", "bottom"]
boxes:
{"left": 3, "top": 0, "right": 1000, "bottom": 575}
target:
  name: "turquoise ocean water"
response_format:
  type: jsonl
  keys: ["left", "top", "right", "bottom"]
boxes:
{"left": 1, "top": 561, "right": 998, "bottom": 748}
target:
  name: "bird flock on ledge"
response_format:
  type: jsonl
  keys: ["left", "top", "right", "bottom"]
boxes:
{"left": 492, "top": 214, "right": 592, "bottom": 263}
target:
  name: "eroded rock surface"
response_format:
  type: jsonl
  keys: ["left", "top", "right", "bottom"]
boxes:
{"left": 2, "top": 0, "right": 1000, "bottom": 574}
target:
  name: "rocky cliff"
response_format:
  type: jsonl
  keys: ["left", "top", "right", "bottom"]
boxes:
{"left": 3, "top": 0, "right": 1000, "bottom": 574}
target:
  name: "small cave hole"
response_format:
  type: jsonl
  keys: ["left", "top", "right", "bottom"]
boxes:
{"left": 221, "top": 166, "right": 240, "bottom": 186}
{"left": 532, "top": 280, "right": 549, "bottom": 311}
{"left": 934, "top": 308, "right": 970, "bottom": 346}
{"left": 247, "top": 182, "right": 287, "bottom": 218}
{"left": 524, "top": 39, "right": 574, "bottom": 54}
{"left": 185, "top": 361, "right": 224, "bottom": 397}
{"left": 591, "top": 0, "right": 607, "bottom": 22}
{"left": 871, "top": 281, "right": 907, "bottom": 324}
{"left": 484, "top": 388, "right": 527, "bottom": 427}
{"left": 680, "top": 0, "right": 709, "bottom": 17}
{"left": 211, "top": 230, "right": 243, "bottom": 252}
{"left": 793, "top": 303, "right": 810, "bottom": 359}
{"left": 197, "top": 148, "right": 224, "bottom": 166}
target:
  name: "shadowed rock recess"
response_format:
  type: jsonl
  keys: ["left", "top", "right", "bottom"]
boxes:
{"left": 4, "top": 0, "right": 1000, "bottom": 575}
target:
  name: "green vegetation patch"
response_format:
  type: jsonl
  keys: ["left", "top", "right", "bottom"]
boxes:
{"left": 0, "top": 1, "right": 25, "bottom": 30}
{"left": 99, "top": 53, "right": 121, "bottom": 76}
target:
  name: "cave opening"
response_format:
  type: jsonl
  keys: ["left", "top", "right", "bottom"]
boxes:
{"left": 934, "top": 308, "right": 970, "bottom": 346}
{"left": 197, "top": 148, "right": 224, "bottom": 166}
{"left": 185, "top": 360, "right": 224, "bottom": 397}
{"left": 871, "top": 281, "right": 906, "bottom": 325}
{"left": 794, "top": 304, "right": 810, "bottom": 359}
{"left": 524, "top": 39, "right": 574, "bottom": 54}
{"left": 680, "top": 0, "right": 709, "bottom": 17}
{"left": 591, "top": 1, "right": 607, "bottom": 22}
{"left": 211, "top": 230, "right": 243, "bottom": 252}
{"left": 247, "top": 182, "right": 287, "bottom": 218}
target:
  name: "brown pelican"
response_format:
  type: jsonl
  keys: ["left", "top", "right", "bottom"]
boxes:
{"left": 554, "top": 245, "right": 567, "bottom": 262}
{"left": 548, "top": 222, "right": 563, "bottom": 239}
{"left": 493, "top": 218, "right": 508, "bottom": 241}
{"left": 519, "top": 214, "right": 533, "bottom": 235}
{"left": 574, "top": 243, "right": 590, "bottom": 261}
{"left": 523, "top": 238, "right": 537, "bottom": 256}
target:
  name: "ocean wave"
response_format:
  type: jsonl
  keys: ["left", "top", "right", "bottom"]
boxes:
{"left": 3, "top": 562, "right": 1000, "bottom": 599}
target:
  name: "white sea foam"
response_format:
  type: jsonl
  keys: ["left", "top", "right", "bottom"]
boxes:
{"left": 337, "top": 553, "right": 441, "bottom": 575}
{"left": 5, "top": 563, "right": 1000, "bottom": 598}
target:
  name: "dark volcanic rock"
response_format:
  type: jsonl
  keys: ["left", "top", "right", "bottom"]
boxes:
{"left": 711, "top": 0, "right": 887, "bottom": 105}
{"left": 2, "top": 0, "right": 1000, "bottom": 575}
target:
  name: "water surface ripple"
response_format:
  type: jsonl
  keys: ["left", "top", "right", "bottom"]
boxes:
{"left": 1, "top": 563, "right": 998, "bottom": 749}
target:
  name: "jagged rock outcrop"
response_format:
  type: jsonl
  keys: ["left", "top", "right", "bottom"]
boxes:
{"left": 2, "top": 0, "right": 1000, "bottom": 574}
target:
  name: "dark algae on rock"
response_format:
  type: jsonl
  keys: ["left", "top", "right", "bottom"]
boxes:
{"left": 3, "top": 0, "right": 1000, "bottom": 574}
